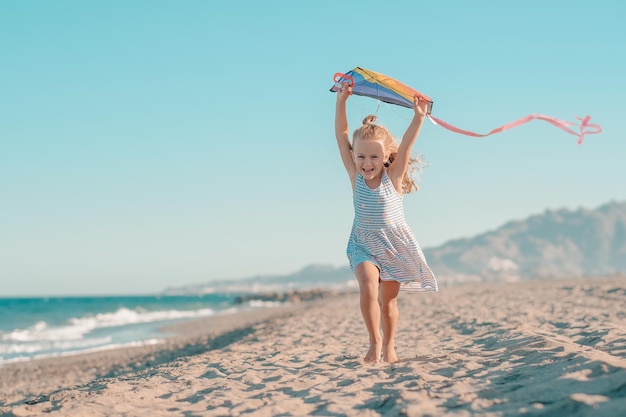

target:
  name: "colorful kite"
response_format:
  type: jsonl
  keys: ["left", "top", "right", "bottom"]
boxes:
{"left": 330, "top": 67, "right": 602, "bottom": 144}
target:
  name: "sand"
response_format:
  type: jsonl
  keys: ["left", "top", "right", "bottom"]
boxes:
{"left": 1, "top": 276, "right": 625, "bottom": 416}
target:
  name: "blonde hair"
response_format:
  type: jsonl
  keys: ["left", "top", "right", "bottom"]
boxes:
{"left": 352, "top": 115, "right": 425, "bottom": 194}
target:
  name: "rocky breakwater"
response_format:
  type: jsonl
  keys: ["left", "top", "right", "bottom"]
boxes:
{"left": 234, "top": 288, "right": 337, "bottom": 304}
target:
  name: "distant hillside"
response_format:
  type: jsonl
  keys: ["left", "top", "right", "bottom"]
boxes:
{"left": 163, "top": 200, "right": 626, "bottom": 294}
{"left": 423, "top": 200, "right": 626, "bottom": 284}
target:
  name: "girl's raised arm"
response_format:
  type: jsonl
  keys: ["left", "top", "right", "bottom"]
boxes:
{"left": 388, "top": 96, "right": 428, "bottom": 184}
{"left": 335, "top": 84, "right": 356, "bottom": 181}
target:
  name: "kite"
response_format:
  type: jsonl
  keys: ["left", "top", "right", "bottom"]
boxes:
{"left": 330, "top": 67, "right": 602, "bottom": 144}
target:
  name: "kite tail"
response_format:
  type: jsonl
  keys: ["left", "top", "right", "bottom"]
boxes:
{"left": 427, "top": 114, "right": 602, "bottom": 145}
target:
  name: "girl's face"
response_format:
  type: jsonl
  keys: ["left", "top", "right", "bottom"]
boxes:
{"left": 352, "top": 139, "right": 388, "bottom": 181}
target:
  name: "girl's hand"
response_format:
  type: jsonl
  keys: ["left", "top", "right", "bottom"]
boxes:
{"left": 413, "top": 96, "right": 429, "bottom": 119}
{"left": 336, "top": 82, "right": 352, "bottom": 103}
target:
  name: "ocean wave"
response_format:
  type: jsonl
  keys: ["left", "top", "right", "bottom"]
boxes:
{"left": 0, "top": 338, "right": 163, "bottom": 366}
{"left": 0, "top": 336, "right": 112, "bottom": 355}
{"left": 1, "top": 307, "right": 217, "bottom": 343}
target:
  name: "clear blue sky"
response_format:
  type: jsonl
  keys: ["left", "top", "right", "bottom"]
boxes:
{"left": 1, "top": 1, "right": 624, "bottom": 296}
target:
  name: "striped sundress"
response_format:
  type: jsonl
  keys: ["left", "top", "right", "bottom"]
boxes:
{"left": 347, "top": 171, "right": 438, "bottom": 293}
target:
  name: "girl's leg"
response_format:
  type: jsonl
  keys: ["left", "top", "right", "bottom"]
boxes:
{"left": 354, "top": 262, "right": 382, "bottom": 363}
{"left": 379, "top": 280, "right": 401, "bottom": 363}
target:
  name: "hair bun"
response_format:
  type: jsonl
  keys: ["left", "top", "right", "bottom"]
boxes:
{"left": 362, "top": 115, "right": 377, "bottom": 125}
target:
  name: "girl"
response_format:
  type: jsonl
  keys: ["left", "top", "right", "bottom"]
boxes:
{"left": 334, "top": 83, "right": 438, "bottom": 364}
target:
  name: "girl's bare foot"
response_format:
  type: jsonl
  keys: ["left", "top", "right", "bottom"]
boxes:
{"left": 364, "top": 341, "right": 382, "bottom": 363}
{"left": 382, "top": 343, "right": 398, "bottom": 363}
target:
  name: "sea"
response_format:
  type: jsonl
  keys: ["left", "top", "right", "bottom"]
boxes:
{"left": 0, "top": 293, "right": 281, "bottom": 366}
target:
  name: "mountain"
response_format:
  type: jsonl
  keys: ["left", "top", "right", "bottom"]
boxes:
{"left": 423, "top": 200, "right": 626, "bottom": 284}
{"left": 163, "top": 200, "right": 626, "bottom": 294}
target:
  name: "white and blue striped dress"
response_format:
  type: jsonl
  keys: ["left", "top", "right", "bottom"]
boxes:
{"left": 347, "top": 171, "right": 438, "bottom": 293}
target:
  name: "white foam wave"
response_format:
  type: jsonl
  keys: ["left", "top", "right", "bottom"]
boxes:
{"left": 1, "top": 307, "right": 216, "bottom": 343}
{"left": 0, "top": 336, "right": 112, "bottom": 355}
{"left": 0, "top": 338, "right": 164, "bottom": 366}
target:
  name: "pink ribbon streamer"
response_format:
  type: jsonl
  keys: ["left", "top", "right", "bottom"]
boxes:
{"left": 427, "top": 114, "right": 602, "bottom": 145}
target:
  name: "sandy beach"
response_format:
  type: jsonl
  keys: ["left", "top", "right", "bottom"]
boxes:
{"left": 1, "top": 276, "right": 625, "bottom": 416}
